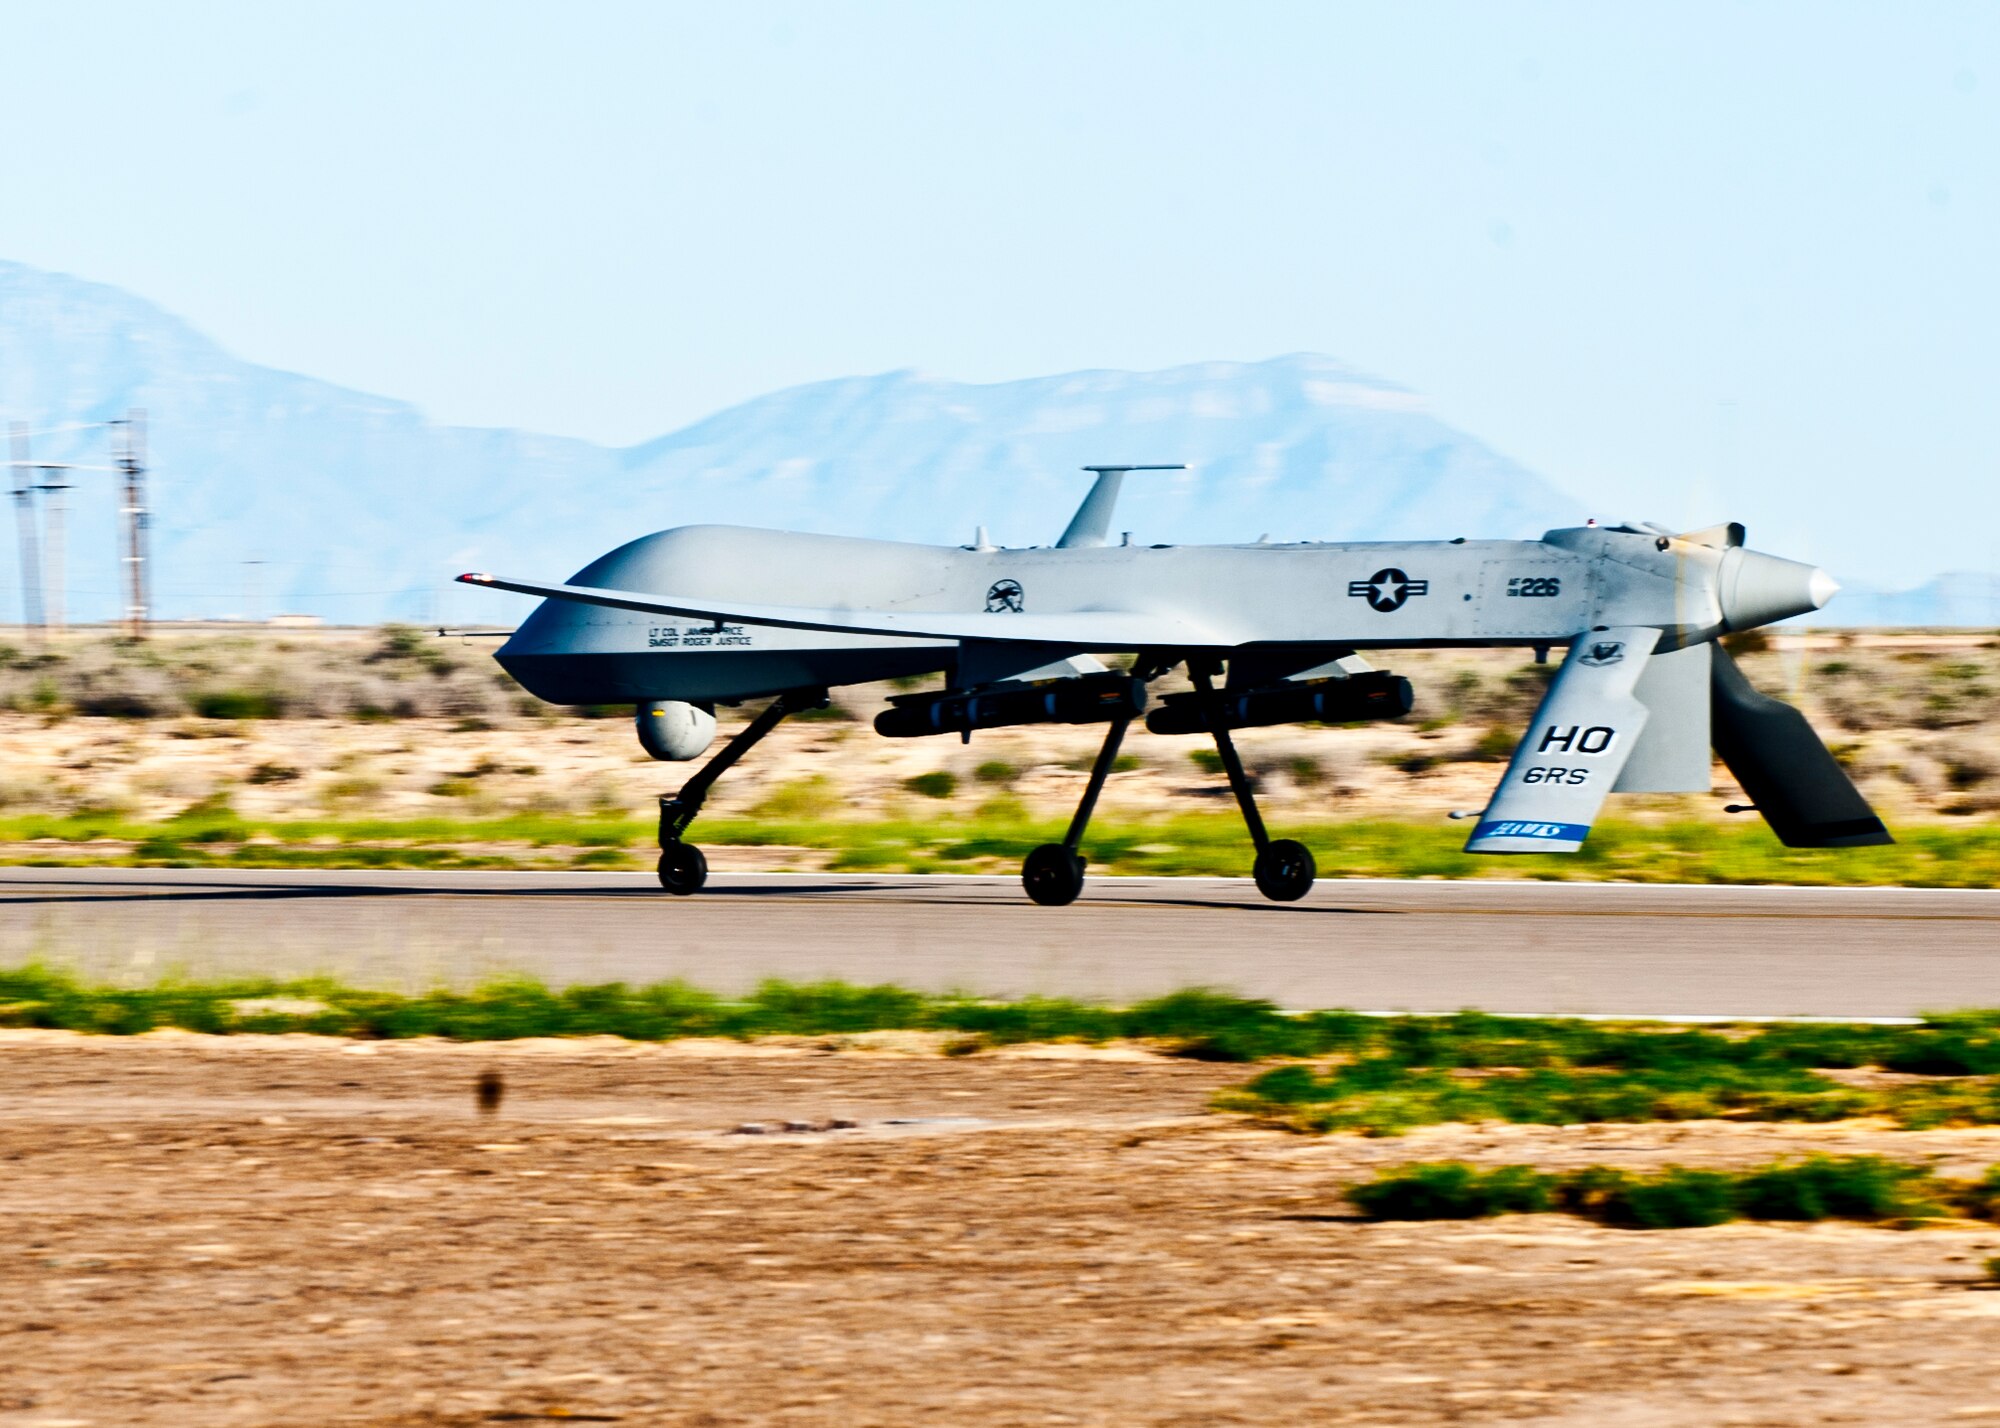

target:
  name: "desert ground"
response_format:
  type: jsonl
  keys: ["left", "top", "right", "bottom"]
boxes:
{"left": 0, "top": 627, "right": 1992, "bottom": 867}
{"left": 7, "top": 1033, "right": 2000, "bottom": 1426}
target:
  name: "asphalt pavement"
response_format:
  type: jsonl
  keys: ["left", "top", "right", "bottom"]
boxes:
{"left": 0, "top": 868, "right": 1994, "bottom": 1017}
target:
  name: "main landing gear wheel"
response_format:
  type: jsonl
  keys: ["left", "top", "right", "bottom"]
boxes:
{"left": 1253, "top": 839, "right": 1316, "bottom": 902}
{"left": 1022, "top": 843, "right": 1086, "bottom": 907}
{"left": 657, "top": 843, "right": 709, "bottom": 896}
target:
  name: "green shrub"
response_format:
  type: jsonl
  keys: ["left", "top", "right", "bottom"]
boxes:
{"left": 1352, "top": 1155, "right": 1953, "bottom": 1230}
{"left": 1464, "top": 727, "right": 1518, "bottom": 762}
{"left": 903, "top": 771, "right": 958, "bottom": 799}
{"left": 1115, "top": 989, "right": 1345, "bottom": 1062}
{"left": 193, "top": 689, "right": 286, "bottom": 720}
{"left": 1732, "top": 1154, "right": 1940, "bottom": 1222}
{"left": 569, "top": 848, "right": 632, "bottom": 868}
{"left": 749, "top": 776, "right": 841, "bottom": 819}
{"left": 1189, "top": 749, "right": 1224, "bottom": 775}
{"left": 1348, "top": 1162, "right": 1552, "bottom": 1220}
{"left": 974, "top": 760, "right": 1019, "bottom": 785}
{"left": 1213, "top": 1007, "right": 2000, "bottom": 1134}
{"left": 1603, "top": 1167, "right": 1739, "bottom": 1229}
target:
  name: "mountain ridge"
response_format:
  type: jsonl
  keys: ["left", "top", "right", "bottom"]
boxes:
{"left": 0, "top": 260, "right": 1986, "bottom": 627}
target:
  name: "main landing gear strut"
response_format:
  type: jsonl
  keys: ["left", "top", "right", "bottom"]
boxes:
{"left": 656, "top": 688, "right": 824, "bottom": 895}
{"left": 1186, "top": 663, "right": 1316, "bottom": 902}
{"left": 1021, "top": 713, "right": 1132, "bottom": 906}
{"left": 1020, "top": 661, "right": 1316, "bottom": 906}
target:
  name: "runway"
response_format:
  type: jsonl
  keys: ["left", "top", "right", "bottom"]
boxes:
{"left": 1, "top": 867, "right": 1995, "bottom": 1017}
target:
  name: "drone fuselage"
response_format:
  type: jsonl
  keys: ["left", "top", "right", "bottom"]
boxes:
{"left": 495, "top": 521, "right": 1816, "bottom": 706}
{"left": 464, "top": 500, "right": 1881, "bottom": 901}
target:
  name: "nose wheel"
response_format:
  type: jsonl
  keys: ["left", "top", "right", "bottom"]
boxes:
{"left": 657, "top": 842, "right": 709, "bottom": 895}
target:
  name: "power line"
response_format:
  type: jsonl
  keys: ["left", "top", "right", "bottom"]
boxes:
{"left": 3, "top": 411, "right": 149, "bottom": 639}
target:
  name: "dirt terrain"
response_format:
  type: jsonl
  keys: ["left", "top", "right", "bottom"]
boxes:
{"left": 8, "top": 1034, "right": 2000, "bottom": 1426}
{"left": 0, "top": 628, "right": 1993, "bottom": 846}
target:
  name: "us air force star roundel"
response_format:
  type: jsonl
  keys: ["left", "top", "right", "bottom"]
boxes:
{"left": 1346, "top": 568, "right": 1429, "bottom": 613}
{"left": 985, "top": 579, "right": 1024, "bottom": 613}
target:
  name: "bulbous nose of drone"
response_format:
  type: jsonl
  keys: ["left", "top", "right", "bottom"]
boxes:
{"left": 1718, "top": 547, "right": 1838, "bottom": 631}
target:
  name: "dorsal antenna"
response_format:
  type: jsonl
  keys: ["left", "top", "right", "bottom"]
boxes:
{"left": 1057, "top": 464, "right": 1184, "bottom": 549}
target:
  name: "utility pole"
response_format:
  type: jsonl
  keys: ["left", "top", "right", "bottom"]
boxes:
{"left": 113, "top": 410, "right": 148, "bottom": 640}
{"left": 242, "top": 558, "right": 267, "bottom": 624}
{"left": 37, "top": 461, "right": 69, "bottom": 635}
{"left": 9, "top": 423, "right": 43, "bottom": 643}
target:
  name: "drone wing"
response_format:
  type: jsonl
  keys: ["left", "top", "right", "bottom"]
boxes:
{"left": 457, "top": 572, "right": 1227, "bottom": 649}
{"left": 1465, "top": 627, "right": 1661, "bottom": 853}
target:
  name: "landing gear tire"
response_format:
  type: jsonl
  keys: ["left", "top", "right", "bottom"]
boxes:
{"left": 1022, "top": 843, "right": 1086, "bottom": 907}
{"left": 657, "top": 842, "right": 709, "bottom": 896}
{"left": 1253, "top": 839, "right": 1316, "bottom": 903}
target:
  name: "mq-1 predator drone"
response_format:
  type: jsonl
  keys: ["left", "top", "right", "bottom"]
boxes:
{"left": 461, "top": 463, "right": 1888, "bottom": 905}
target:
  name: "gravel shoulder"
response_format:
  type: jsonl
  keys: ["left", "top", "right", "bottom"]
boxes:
{"left": 7, "top": 1035, "right": 2000, "bottom": 1426}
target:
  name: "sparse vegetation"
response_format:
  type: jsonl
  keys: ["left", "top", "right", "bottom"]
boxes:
{"left": 192, "top": 689, "right": 287, "bottom": 720}
{"left": 903, "top": 771, "right": 958, "bottom": 799}
{"left": 0, "top": 810, "right": 1993, "bottom": 884}
{"left": 748, "top": 775, "right": 840, "bottom": 820}
{"left": 8, "top": 971, "right": 2000, "bottom": 1118}
{"left": 1463, "top": 726, "right": 1519, "bottom": 763}
{"left": 0, "top": 629, "right": 522, "bottom": 722}
{"left": 0, "top": 971, "right": 1332, "bottom": 1051}
{"left": 1348, "top": 1155, "right": 1961, "bottom": 1229}
{"left": 1217, "top": 1008, "right": 2000, "bottom": 1133}
{"left": 0, "top": 628, "right": 1991, "bottom": 871}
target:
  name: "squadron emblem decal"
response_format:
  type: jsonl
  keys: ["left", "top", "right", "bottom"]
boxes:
{"left": 985, "top": 579, "right": 1025, "bottom": 613}
{"left": 1578, "top": 640, "right": 1626, "bottom": 667}
{"left": 1348, "top": 568, "right": 1429, "bottom": 613}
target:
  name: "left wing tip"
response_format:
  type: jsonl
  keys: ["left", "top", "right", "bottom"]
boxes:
{"left": 458, "top": 572, "right": 493, "bottom": 585}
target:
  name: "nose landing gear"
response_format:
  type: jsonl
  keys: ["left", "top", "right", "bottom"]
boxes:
{"left": 654, "top": 688, "right": 823, "bottom": 895}
{"left": 657, "top": 841, "right": 709, "bottom": 895}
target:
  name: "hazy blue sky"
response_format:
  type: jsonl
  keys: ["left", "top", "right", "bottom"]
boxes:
{"left": 1, "top": 1, "right": 1994, "bottom": 582}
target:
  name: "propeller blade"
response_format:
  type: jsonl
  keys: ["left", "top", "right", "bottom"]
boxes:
{"left": 1710, "top": 645, "right": 1891, "bottom": 847}
{"left": 1680, "top": 521, "right": 1745, "bottom": 549}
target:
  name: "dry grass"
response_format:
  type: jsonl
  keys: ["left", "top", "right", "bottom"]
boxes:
{"left": 0, "top": 626, "right": 1991, "bottom": 842}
